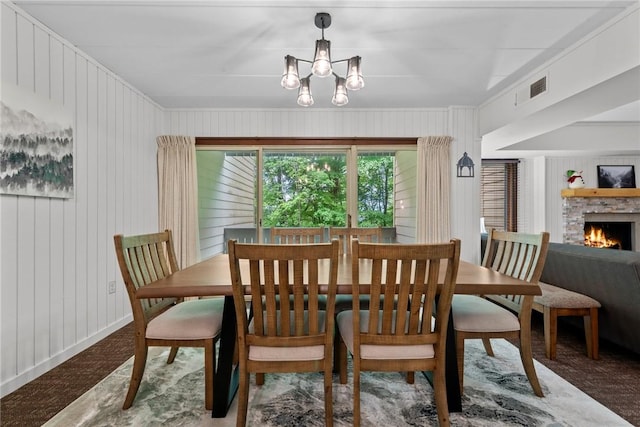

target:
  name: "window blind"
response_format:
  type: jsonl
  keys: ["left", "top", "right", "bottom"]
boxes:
{"left": 481, "top": 160, "right": 519, "bottom": 232}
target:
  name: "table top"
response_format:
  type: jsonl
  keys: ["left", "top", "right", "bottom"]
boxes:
{"left": 135, "top": 253, "right": 541, "bottom": 299}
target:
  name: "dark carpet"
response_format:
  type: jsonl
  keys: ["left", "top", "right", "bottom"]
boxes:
{"left": 1, "top": 313, "right": 639, "bottom": 426}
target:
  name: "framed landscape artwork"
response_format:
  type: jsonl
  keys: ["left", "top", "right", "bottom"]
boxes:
{"left": 0, "top": 82, "right": 74, "bottom": 198}
{"left": 597, "top": 165, "right": 636, "bottom": 188}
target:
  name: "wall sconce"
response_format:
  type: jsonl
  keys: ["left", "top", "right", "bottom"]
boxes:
{"left": 456, "top": 152, "right": 475, "bottom": 177}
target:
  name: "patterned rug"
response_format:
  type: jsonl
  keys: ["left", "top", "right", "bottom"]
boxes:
{"left": 44, "top": 339, "right": 631, "bottom": 426}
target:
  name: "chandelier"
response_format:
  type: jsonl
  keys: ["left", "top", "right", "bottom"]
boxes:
{"left": 280, "top": 12, "right": 364, "bottom": 107}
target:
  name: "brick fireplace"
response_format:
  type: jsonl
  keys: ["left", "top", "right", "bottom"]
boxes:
{"left": 562, "top": 188, "right": 640, "bottom": 251}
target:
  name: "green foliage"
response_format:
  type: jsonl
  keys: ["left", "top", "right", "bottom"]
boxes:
{"left": 358, "top": 156, "right": 394, "bottom": 226}
{"left": 262, "top": 154, "right": 394, "bottom": 228}
{"left": 262, "top": 155, "right": 346, "bottom": 227}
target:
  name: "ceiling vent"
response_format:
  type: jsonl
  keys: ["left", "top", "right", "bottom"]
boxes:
{"left": 515, "top": 72, "right": 548, "bottom": 106}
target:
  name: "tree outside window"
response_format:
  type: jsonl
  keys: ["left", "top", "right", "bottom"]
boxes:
{"left": 262, "top": 152, "right": 394, "bottom": 228}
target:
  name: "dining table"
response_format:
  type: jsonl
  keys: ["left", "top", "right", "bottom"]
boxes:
{"left": 136, "top": 252, "right": 541, "bottom": 418}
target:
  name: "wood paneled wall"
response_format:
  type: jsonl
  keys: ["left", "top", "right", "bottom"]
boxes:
{"left": 196, "top": 150, "right": 256, "bottom": 259}
{"left": 395, "top": 151, "right": 418, "bottom": 243}
{"left": 0, "top": 3, "right": 163, "bottom": 396}
{"left": 165, "top": 106, "right": 481, "bottom": 263}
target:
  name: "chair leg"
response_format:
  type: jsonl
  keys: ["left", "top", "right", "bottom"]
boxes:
{"left": 353, "top": 361, "right": 361, "bottom": 427}
{"left": 204, "top": 340, "right": 215, "bottom": 410}
{"left": 123, "top": 343, "right": 148, "bottom": 409}
{"left": 406, "top": 371, "right": 415, "bottom": 384}
{"left": 167, "top": 346, "right": 179, "bottom": 364}
{"left": 324, "top": 362, "right": 334, "bottom": 427}
{"left": 333, "top": 329, "right": 341, "bottom": 373}
{"left": 518, "top": 333, "right": 543, "bottom": 397}
{"left": 585, "top": 308, "right": 599, "bottom": 360}
{"left": 236, "top": 363, "right": 250, "bottom": 427}
{"left": 481, "top": 338, "right": 494, "bottom": 356}
{"left": 455, "top": 333, "right": 465, "bottom": 394}
{"left": 433, "top": 365, "right": 451, "bottom": 427}
{"left": 339, "top": 335, "right": 348, "bottom": 385}
{"left": 543, "top": 307, "right": 558, "bottom": 360}
{"left": 256, "top": 373, "right": 265, "bottom": 385}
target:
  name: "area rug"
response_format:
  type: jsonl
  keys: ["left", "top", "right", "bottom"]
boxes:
{"left": 44, "top": 339, "right": 631, "bottom": 426}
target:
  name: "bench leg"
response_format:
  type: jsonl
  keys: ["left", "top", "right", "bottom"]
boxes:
{"left": 543, "top": 306, "right": 558, "bottom": 360}
{"left": 584, "top": 307, "right": 599, "bottom": 360}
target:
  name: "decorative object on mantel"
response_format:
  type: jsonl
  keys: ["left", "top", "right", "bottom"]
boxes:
{"left": 566, "top": 170, "right": 585, "bottom": 189}
{"left": 597, "top": 165, "right": 636, "bottom": 188}
{"left": 456, "top": 152, "right": 475, "bottom": 177}
{"left": 281, "top": 12, "right": 364, "bottom": 107}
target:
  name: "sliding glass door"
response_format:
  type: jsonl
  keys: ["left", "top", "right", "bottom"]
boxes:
{"left": 197, "top": 144, "right": 413, "bottom": 256}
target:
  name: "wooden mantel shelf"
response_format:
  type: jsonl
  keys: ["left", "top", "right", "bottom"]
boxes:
{"left": 561, "top": 188, "right": 640, "bottom": 198}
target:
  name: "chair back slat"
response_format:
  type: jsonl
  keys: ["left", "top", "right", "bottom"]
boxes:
{"left": 270, "top": 227, "right": 325, "bottom": 244}
{"left": 329, "top": 226, "right": 383, "bottom": 255}
{"left": 482, "top": 229, "right": 550, "bottom": 314}
{"left": 229, "top": 240, "right": 339, "bottom": 349}
{"left": 352, "top": 239, "right": 461, "bottom": 349}
{"left": 114, "top": 230, "right": 179, "bottom": 324}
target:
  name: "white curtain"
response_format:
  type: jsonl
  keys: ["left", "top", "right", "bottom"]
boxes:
{"left": 416, "top": 136, "right": 453, "bottom": 243}
{"left": 157, "top": 135, "right": 200, "bottom": 268}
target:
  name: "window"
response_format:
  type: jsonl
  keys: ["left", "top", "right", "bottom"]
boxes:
{"left": 357, "top": 152, "right": 394, "bottom": 227}
{"left": 196, "top": 139, "right": 415, "bottom": 255}
{"left": 481, "top": 160, "right": 519, "bottom": 232}
{"left": 262, "top": 152, "right": 347, "bottom": 227}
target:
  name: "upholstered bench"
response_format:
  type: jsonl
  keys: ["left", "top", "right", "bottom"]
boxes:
{"left": 532, "top": 282, "right": 601, "bottom": 360}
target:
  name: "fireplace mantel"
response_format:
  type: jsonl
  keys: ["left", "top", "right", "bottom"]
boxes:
{"left": 561, "top": 188, "right": 640, "bottom": 198}
{"left": 561, "top": 188, "right": 640, "bottom": 251}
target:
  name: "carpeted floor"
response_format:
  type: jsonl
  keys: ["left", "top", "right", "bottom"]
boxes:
{"left": 1, "top": 313, "right": 639, "bottom": 426}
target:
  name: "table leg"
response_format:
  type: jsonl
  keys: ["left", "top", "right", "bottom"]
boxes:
{"left": 423, "top": 310, "right": 462, "bottom": 412}
{"left": 212, "top": 296, "right": 239, "bottom": 418}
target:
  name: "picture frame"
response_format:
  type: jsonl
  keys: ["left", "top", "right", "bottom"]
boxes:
{"left": 597, "top": 165, "right": 636, "bottom": 188}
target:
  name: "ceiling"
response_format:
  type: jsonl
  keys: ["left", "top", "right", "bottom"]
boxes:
{"left": 12, "top": 0, "right": 640, "bottom": 116}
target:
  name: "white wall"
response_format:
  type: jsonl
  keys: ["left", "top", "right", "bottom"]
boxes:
{"left": 165, "top": 106, "right": 481, "bottom": 262}
{"left": 196, "top": 150, "right": 256, "bottom": 259}
{"left": 395, "top": 151, "right": 417, "bottom": 243}
{"left": 0, "top": 3, "right": 163, "bottom": 396}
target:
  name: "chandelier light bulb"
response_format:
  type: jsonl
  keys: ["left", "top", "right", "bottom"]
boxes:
{"left": 311, "top": 39, "right": 332, "bottom": 77}
{"left": 281, "top": 55, "right": 300, "bottom": 89}
{"left": 297, "top": 77, "right": 314, "bottom": 107}
{"left": 346, "top": 56, "right": 364, "bottom": 91}
{"left": 332, "top": 76, "right": 349, "bottom": 106}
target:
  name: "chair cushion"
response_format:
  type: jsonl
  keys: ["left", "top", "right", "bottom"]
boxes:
{"left": 534, "top": 282, "right": 601, "bottom": 309}
{"left": 248, "top": 311, "right": 327, "bottom": 362}
{"left": 336, "top": 310, "right": 435, "bottom": 360}
{"left": 452, "top": 295, "right": 520, "bottom": 333}
{"left": 146, "top": 298, "right": 223, "bottom": 340}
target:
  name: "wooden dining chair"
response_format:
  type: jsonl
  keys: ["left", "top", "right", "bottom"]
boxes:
{"left": 270, "top": 226, "right": 325, "bottom": 244}
{"left": 451, "top": 229, "right": 550, "bottom": 396}
{"left": 329, "top": 226, "right": 382, "bottom": 255}
{"left": 114, "top": 230, "right": 223, "bottom": 410}
{"left": 331, "top": 226, "right": 385, "bottom": 369}
{"left": 228, "top": 239, "right": 340, "bottom": 427}
{"left": 337, "top": 239, "right": 461, "bottom": 427}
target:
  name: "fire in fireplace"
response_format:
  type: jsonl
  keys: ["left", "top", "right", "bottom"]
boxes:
{"left": 584, "top": 222, "right": 632, "bottom": 250}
